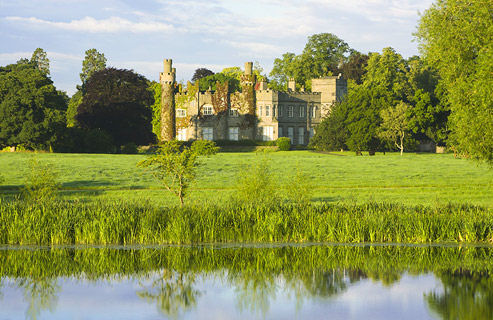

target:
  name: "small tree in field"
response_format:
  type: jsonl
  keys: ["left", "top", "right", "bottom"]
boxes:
{"left": 378, "top": 102, "right": 410, "bottom": 155}
{"left": 138, "top": 140, "right": 218, "bottom": 206}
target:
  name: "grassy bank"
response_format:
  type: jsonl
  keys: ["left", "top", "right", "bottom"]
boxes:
{"left": 0, "top": 151, "right": 492, "bottom": 207}
{"left": 1, "top": 200, "right": 491, "bottom": 245}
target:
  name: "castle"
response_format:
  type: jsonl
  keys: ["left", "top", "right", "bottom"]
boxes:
{"left": 159, "top": 59, "right": 347, "bottom": 145}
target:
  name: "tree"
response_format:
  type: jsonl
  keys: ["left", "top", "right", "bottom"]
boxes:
{"left": 67, "top": 49, "right": 107, "bottom": 127}
{"left": 339, "top": 51, "right": 369, "bottom": 85}
{"left": 80, "top": 48, "right": 107, "bottom": 85}
{"left": 309, "top": 101, "right": 348, "bottom": 151}
{"left": 30, "top": 48, "right": 50, "bottom": 75}
{"left": 0, "top": 59, "right": 67, "bottom": 150}
{"left": 378, "top": 102, "right": 410, "bottom": 155}
{"left": 191, "top": 68, "right": 214, "bottom": 82}
{"left": 75, "top": 68, "right": 154, "bottom": 147}
{"left": 137, "top": 140, "right": 218, "bottom": 206}
{"left": 416, "top": 0, "right": 493, "bottom": 163}
{"left": 269, "top": 33, "right": 350, "bottom": 90}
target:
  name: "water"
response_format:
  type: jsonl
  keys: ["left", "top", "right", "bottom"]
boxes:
{"left": 0, "top": 243, "right": 491, "bottom": 320}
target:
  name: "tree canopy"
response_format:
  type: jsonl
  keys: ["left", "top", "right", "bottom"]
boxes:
{"left": 269, "top": 33, "right": 350, "bottom": 90}
{"left": 191, "top": 68, "right": 214, "bottom": 82}
{"left": 416, "top": 0, "right": 492, "bottom": 162}
{"left": 75, "top": 68, "right": 154, "bottom": 147}
{"left": 0, "top": 58, "right": 67, "bottom": 150}
{"left": 80, "top": 48, "right": 107, "bottom": 85}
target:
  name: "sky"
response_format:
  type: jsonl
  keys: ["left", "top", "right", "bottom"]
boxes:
{"left": 0, "top": 0, "right": 434, "bottom": 96}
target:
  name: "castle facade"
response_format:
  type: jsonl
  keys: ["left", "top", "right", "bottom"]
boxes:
{"left": 159, "top": 59, "right": 347, "bottom": 145}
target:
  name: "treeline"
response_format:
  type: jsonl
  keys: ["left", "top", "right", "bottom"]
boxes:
{"left": 0, "top": 0, "right": 490, "bottom": 162}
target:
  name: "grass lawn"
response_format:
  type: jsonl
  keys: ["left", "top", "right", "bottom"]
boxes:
{"left": 0, "top": 151, "right": 492, "bottom": 207}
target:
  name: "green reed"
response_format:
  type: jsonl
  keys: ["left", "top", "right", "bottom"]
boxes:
{"left": 0, "top": 199, "right": 491, "bottom": 245}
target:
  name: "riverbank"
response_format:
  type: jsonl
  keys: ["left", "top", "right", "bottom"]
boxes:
{"left": 1, "top": 200, "right": 491, "bottom": 245}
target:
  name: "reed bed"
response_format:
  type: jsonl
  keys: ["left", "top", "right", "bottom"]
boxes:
{"left": 1, "top": 199, "right": 491, "bottom": 245}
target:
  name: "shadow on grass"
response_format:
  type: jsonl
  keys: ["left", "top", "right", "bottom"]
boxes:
{"left": 61, "top": 180, "right": 117, "bottom": 189}
{"left": 311, "top": 196, "right": 341, "bottom": 202}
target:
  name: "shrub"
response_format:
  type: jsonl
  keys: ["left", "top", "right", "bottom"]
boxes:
{"left": 190, "top": 140, "right": 219, "bottom": 156}
{"left": 120, "top": 142, "right": 138, "bottom": 154}
{"left": 22, "top": 158, "right": 60, "bottom": 204}
{"left": 234, "top": 157, "right": 279, "bottom": 205}
{"left": 276, "top": 137, "right": 291, "bottom": 151}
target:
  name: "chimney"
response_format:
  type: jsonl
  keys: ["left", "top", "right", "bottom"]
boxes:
{"left": 288, "top": 78, "right": 296, "bottom": 92}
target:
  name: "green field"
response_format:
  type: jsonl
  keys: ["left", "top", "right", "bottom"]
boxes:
{"left": 0, "top": 151, "right": 491, "bottom": 207}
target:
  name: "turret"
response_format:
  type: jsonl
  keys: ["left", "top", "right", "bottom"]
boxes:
{"left": 160, "top": 59, "right": 176, "bottom": 141}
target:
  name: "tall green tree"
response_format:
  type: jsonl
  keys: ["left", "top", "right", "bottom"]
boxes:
{"left": 80, "top": 48, "right": 107, "bottom": 85}
{"left": 0, "top": 59, "right": 67, "bottom": 150}
{"left": 67, "top": 49, "right": 107, "bottom": 126}
{"left": 416, "top": 0, "right": 493, "bottom": 162}
{"left": 75, "top": 68, "right": 154, "bottom": 147}
{"left": 30, "top": 48, "right": 50, "bottom": 75}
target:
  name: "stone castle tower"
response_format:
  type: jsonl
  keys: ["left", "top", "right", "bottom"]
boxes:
{"left": 159, "top": 59, "right": 176, "bottom": 142}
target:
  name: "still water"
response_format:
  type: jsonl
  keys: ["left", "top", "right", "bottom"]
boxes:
{"left": 0, "top": 243, "right": 491, "bottom": 320}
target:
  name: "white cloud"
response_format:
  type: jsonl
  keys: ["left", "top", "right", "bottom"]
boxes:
{"left": 4, "top": 16, "right": 174, "bottom": 33}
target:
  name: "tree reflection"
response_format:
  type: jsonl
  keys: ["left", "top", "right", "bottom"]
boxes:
{"left": 17, "top": 277, "right": 60, "bottom": 320}
{"left": 137, "top": 270, "right": 200, "bottom": 319}
{"left": 426, "top": 270, "right": 493, "bottom": 320}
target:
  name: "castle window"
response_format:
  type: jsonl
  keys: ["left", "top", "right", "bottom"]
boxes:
{"left": 311, "top": 106, "right": 317, "bottom": 118}
{"left": 265, "top": 105, "right": 270, "bottom": 117}
{"left": 260, "top": 126, "right": 274, "bottom": 141}
{"left": 273, "top": 105, "right": 277, "bottom": 117}
{"left": 278, "top": 126, "right": 283, "bottom": 137}
{"left": 229, "top": 127, "right": 239, "bottom": 141}
{"left": 259, "top": 106, "right": 263, "bottom": 116}
{"left": 288, "top": 106, "right": 294, "bottom": 118}
{"left": 177, "top": 128, "right": 187, "bottom": 141}
{"left": 202, "top": 104, "right": 213, "bottom": 115}
{"left": 309, "top": 127, "right": 315, "bottom": 138}
{"left": 229, "top": 109, "right": 239, "bottom": 117}
{"left": 299, "top": 106, "right": 305, "bottom": 117}
{"left": 177, "top": 109, "right": 187, "bottom": 117}
{"left": 279, "top": 105, "right": 283, "bottom": 117}
{"left": 202, "top": 127, "right": 213, "bottom": 140}
{"left": 287, "top": 127, "right": 294, "bottom": 142}
{"left": 298, "top": 127, "right": 304, "bottom": 145}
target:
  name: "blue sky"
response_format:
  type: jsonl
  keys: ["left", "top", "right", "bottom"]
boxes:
{"left": 0, "top": 0, "right": 433, "bottom": 95}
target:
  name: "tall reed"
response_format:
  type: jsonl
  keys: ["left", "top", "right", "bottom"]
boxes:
{"left": 0, "top": 199, "right": 491, "bottom": 245}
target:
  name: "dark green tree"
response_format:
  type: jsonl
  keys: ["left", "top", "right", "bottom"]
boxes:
{"left": 416, "top": 0, "right": 492, "bottom": 162}
{"left": 339, "top": 50, "right": 369, "bottom": 85}
{"left": 191, "top": 68, "right": 214, "bottom": 82}
{"left": 67, "top": 49, "right": 107, "bottom": 127}
{"left": 309, "top": 101, "right": 348, "bottom": 151}
{"left": 75, "top": 68, "right": 154, "bottom": 147}
{"left": 0, "top": 59, "right": 67, "bottom": 150}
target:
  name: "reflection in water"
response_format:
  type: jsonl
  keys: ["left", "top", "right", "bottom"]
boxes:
{"left": 0, "top": 244, "right": 491, "bottom": 319}
{"left": 137, "top": 270, "right": 200, "bottom": 319}
{"left": 16, "top": 278, "right": 59, "bottom": 320}
{"left": 426, "top": 271, "right": 493, "bottom": 320}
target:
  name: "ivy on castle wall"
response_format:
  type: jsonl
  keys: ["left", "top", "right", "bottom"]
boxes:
{"left": 160, "top": 83, "right": 175, "bottom": 141}
{"left": 211, "top": 81, "right": 229, "bottom": 115}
